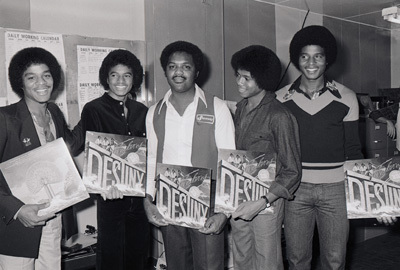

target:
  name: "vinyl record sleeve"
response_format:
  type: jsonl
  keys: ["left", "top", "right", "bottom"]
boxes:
{"left": 156, "top": 163, "right": 212, "bottom": 229}
{"left": 344, "top": 157, "right": 400, "bottom": 219}
{"left": 214, "top": 149, "right": 276, "bottom": 215}
{"left": 82, "top": 131, "right": 147, "bottom": 197}
{"left": 0, "top": 138, "right": 89, "bottom": 216}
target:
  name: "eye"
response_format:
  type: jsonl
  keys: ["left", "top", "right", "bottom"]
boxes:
{"left": 300, "top": 54, "right": 309, "bottom": 61}
{"left": 44, "top": 73, "right": 52, "bottom": 79}
{"left": 124, "top": 74, "right": 132, "bottom": 78}
{"left": 168, "top": 64, "right": 176, "bottom": 70}
{"left": 183, "top": 65, "right": 191, "bottom": 71}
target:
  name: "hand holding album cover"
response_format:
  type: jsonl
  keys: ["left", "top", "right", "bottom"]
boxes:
{"left": 0, "top": 138, "right": 89, "bottom": 216}
{"left": 156, "top": 163, "right": 212, "bottom": 229}
{"left": 214, "top": 149, "right": 276, "bottom": 215}
{"left": 82, "top": 131, "right": 147, "bottom": 197}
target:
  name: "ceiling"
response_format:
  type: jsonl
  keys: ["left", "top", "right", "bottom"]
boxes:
{"left": 258, "top": 0, "right": 400, "bottom": 31}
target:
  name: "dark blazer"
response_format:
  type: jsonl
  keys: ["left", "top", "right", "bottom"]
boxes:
{"left": 0, "top": 99, "right": 83, "bottom": 258}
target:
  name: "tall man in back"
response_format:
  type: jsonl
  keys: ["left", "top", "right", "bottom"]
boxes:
{"left": 144, "top": 41, "right": 235, "bottom": 270}
{"left": 276, "top": 25, "right": 362, "bottom": 269}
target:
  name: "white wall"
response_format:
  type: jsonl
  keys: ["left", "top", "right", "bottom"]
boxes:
{"left": 30, "top": 0, "right": 145, "bottom": 41}
{"left": 392, "top": 31, "right": 400, "bottom": 88}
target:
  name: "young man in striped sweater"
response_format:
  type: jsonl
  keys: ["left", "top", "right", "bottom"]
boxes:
{"left": 276, "top": 25, "right": 361, "bottom": 270}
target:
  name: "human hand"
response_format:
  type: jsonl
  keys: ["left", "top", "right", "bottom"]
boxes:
{"left": 17, "top": 203, "right": 55, "bottom": 228}
{"left": 376, "top": 216, "right": 397, "bottom": 226}
{"left": 232, "top": 199, "right": 266, "bottom": 221}
{"left": 101, "top": 185, "right": 123, "bottom": 200}
{"left": 386, "top": 120, "right": 396, "bottom": 138}
{"left": 199, "top": 213, "right": 228, "bottom": 235}
{"left": 143, "top": 195, "right": 167, "bottom": 227}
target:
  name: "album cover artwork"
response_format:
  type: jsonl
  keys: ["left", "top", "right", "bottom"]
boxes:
{"left": 215, "top": 149, "right": 276, "bottom": 215}
{"left": 156, "top": 163, "right": 212, "bottom": 229}
{"left": 82, "top": 131, "right": 147, "bottom": 197}
{"left": 345, "top": 157, "right": 400, "bottom": 219}
{"left": 0, "top": 138, "right": 89, "bottom": 216}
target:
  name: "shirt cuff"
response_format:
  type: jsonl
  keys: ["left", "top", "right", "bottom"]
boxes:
{"left": 14, "top": 206, "right": 23, "bottom": 220}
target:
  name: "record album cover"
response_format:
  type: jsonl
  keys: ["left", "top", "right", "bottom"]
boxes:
{"left": 214, "top": 149, "right": 276, "bottom": 215}
{"left": 156, "top": 163, "right": 212, "bottom": 229}
{"left": 82, "top": 131, "right": 147, "bottom": 197}
{"left": 345, "top": 157, "right": 400, "bottom": 219}
{"left": 0, "top": 138, "right": 89, "bottom": 216}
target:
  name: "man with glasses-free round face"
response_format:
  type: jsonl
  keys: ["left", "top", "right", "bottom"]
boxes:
{"left": 144, "top": 40, "right": 235, "bottom": 270}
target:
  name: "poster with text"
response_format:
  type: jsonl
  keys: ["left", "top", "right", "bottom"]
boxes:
{"left": 77, "top": 45, "right": 121, "bottom": 113}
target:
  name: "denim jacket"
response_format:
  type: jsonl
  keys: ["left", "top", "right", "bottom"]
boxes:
{"left": 234, "top": 91, "right": 302, "bottom": 199}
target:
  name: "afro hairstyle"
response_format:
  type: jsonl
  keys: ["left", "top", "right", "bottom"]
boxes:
{"left": 8, "top": 47, "right": 62, "bottom": 98}
{"left": 231, "top": 45, "right": 282, "bottom": 92}
{"left": 289, "top": 25, "right": 337, "bottom": 70}
{"left": 160, "top": 41, "right": 204, "bottom": 74}
{"left": 99, "top": 49, "right": 143, "bottom": 92}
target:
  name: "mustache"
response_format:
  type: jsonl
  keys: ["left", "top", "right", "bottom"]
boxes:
{"left": 172, "top": 75, "right": 186, "bottom": 80}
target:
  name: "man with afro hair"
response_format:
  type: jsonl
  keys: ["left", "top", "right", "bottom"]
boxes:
{"left": 79, "top": 49, "right": 150, "bottom": 270}
{"left": 229, "top": 45, "right": 301, "bottom": 270}
{"left": 276, "top": 25, "right": 363, "bottom": 269}
{"left": 144, "top": 41, "right": 235, "bottom": 270}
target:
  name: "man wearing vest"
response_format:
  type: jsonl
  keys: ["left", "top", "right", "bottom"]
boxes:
{"left": 144, "top": 41, "right": 236, "bottom": 270}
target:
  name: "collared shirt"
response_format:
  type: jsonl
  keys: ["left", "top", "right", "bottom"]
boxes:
{"left": 146, "top": 85, "right": 235, "bottom": 199}
{"left": 235, "top": 91, "right": 301, "bottom": 200}
{"left": 81, "top": 93, "right": 147, "bottom": 138}
{"left": 283, "top": 76, "right": 342, "bottom": 101}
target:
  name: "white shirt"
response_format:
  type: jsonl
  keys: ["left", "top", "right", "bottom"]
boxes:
{"left": 145, "top": 85, "right": 236, "bottom": 199}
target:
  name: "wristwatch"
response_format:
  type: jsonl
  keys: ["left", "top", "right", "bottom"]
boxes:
{"left": 261, "top": 195, "right": 271, "bottom": 208}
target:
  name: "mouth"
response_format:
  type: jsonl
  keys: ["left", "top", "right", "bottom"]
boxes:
{"left": 36, "top": 88, "right": 50, "bottom": 95}
{"left": 172, "top": 76, "right": 186, "bottom": 83}
{"left": 237, "top": 87, "right": 247, "bottom": 93}
{"left": 305, "top": 68, "right": 318, "bottom": 74}
{"left": 115, "top": 85, "right": 127, "bottom": 90}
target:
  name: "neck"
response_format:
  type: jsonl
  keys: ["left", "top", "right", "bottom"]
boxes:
{"left": 108, "top": 92, "right": 128, "bottom": 102}
{"left": 300, "top": 76, "right": 325, "bottom": 94}
{"left": 246, "top": 90, "right": 266, "bottom": 110}
{"left": 169, "top": 88, "right": 196, "bottom": 115}
{"left": 25, "top": 98, "right": 48, "bottom": 117}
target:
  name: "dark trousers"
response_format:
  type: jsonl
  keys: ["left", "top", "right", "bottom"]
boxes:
{"left": 161, "top": 225, "right": 224, "bottom": 270}
{"left": 96, "top": 197, "right": 150, "bottom": 270}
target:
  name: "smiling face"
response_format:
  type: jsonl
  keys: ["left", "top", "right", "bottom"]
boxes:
{"left": 298, "top": 45, "right": 327, "bottom": 82}
{"left": 107, "top": 64, "right": 133, "bottom": 101}
{"left": 235, "top": 69, "right": 265, "bottom": 101}
{"left": 165, "top": 51, "right": 198, "bottom": 95}
{"left": 22, "top": 63, "right": 54, "bottom": 104}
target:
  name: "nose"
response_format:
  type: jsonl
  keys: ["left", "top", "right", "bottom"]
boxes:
{"left": 236, "top": 75, "right": 244, "bottom": 85}
{"left": 117, "top": 75, "right": 125, "bottom": 83}
{"left": 174, "top": 66, "right": 184, "bottom": 75}
{"left": 308, "top": 57, "right": 317, "bottom": 65}
{"left": 36, "top": 76, "right": 46, "bottom": 85}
